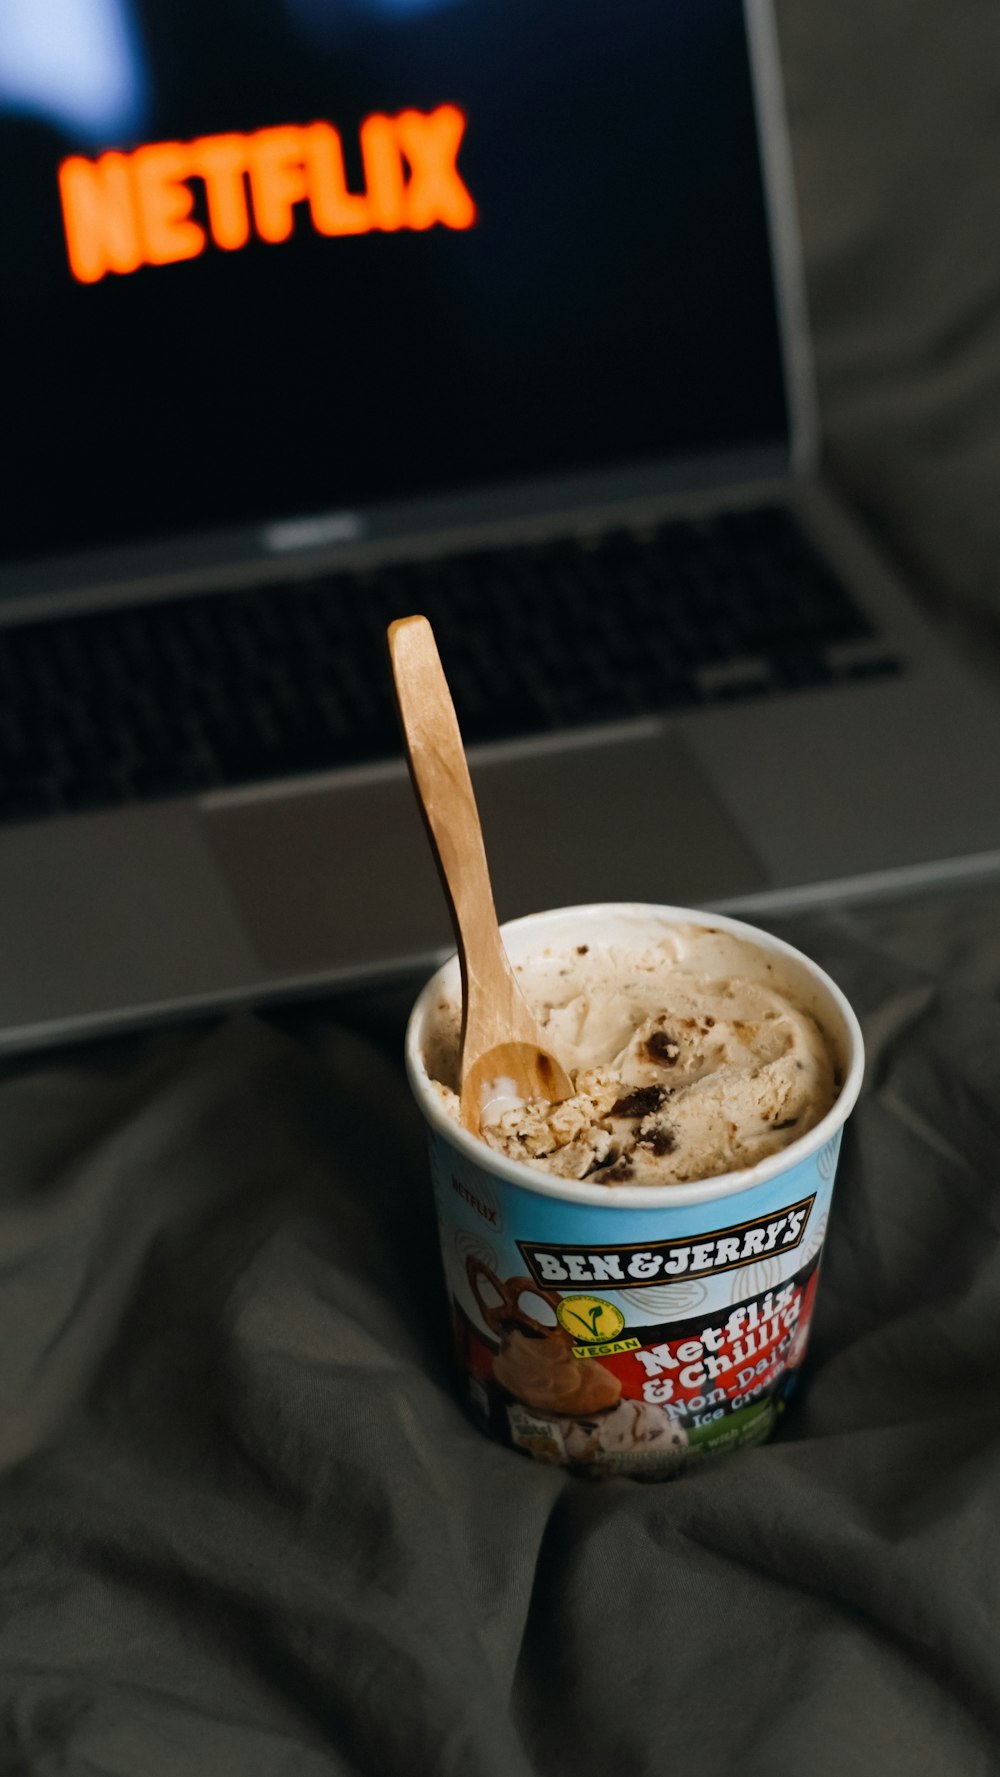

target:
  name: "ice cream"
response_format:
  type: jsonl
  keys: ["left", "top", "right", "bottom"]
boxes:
{"left": 560, "top": 1400, "right": 688, "bottom": 1467}
{"left": 426, "top": 926, "right": 840, "bottom": 1186}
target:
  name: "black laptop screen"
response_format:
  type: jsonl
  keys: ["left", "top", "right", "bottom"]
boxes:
{"left": 0, "top": 0, "right": 789, "bottom": 567}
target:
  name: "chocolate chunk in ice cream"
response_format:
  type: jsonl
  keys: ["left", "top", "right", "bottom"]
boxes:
{"left": 610, "top": 1085, "right": 671, "bottom": 1119}
{"left": 643, "top": 1028, "right": 681, "bottom": 1066}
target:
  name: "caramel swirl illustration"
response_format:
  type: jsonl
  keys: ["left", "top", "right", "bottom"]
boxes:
{"left": 467, "top": 1259, "right": 622, "bottom": 1416}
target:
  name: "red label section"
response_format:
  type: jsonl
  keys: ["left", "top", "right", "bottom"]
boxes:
{"left": 601, "top": 1270, "right": 820, "bottom": 1421}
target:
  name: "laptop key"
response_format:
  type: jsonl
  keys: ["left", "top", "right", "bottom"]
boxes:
{"left": 0, "top": 788, "right": 57, "bottom": 824}
{"left": 60, "top": 770, "right": 138, "bottom": 811}
{"left": 770, "top": 650, "right": 834, "bottom": 689}
{"left": 837, "top": 654, "right": 903, "bottom": 682}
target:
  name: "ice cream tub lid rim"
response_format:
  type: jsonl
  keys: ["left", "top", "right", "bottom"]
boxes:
{"left": 405, "top": 901, "right": 865, "bottom": 1211}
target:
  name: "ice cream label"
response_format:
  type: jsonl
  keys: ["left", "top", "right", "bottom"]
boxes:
{"left": 428, "top": 1125, "right": 842, "bottom": 1476}
{"left": 409, "top": 904, "right": 863, "bottom": 1476}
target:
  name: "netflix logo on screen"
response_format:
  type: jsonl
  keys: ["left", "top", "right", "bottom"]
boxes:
{"left": 57, "top": 105, "right": 476, "bottom": 284}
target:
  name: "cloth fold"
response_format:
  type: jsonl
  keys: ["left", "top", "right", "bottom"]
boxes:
{"left": 1, "top": 887, "right": 1000, "bottom": 1774}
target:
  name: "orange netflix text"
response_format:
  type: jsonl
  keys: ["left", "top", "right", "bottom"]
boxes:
{"left": 58, "top": 105, "right": 476, "bottom": 284}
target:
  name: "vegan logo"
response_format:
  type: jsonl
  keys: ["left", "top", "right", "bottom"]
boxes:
{"left": 58, "top": 103, "right": 475, "bottom": 284}
{"left": 555, "top": 1295, "right": 625, "bottom": 1344}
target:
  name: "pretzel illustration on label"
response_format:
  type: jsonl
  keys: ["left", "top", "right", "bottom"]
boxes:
{"left": 466, "top": 1256, "right": 621, "bottom": 1416}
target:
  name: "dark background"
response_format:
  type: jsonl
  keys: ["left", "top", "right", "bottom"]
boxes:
{"left": 0, "top": 0, "right": 787, "bottom": 567}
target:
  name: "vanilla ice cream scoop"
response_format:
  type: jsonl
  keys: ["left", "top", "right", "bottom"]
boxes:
{"left": 427, "top": 928, "right": 840, "bottom": 1186}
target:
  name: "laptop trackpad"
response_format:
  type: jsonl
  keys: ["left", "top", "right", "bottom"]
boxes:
{"left": 201, "top": 731, "right": 766, "bottom": 980}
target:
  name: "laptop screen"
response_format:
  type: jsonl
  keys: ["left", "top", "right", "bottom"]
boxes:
{"left": 0, "top": 0, "right": 789, "bottom": 570}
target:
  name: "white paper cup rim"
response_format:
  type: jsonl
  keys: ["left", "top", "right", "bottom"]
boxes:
{"left": 405, "top": 902, "right": 864, "bottom": 1210}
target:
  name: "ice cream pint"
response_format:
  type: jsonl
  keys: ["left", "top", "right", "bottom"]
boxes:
{"left": 406, "top": 904, "right": 864, "bottom": 1478}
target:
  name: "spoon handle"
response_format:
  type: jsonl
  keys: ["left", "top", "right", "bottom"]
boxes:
{"left": 388, "top": 614, "right": 536, "bottom": 1059}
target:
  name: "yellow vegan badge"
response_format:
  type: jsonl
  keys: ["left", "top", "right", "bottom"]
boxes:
{"left": 555, "top": 1295, "right": 625, "bottom": 1344}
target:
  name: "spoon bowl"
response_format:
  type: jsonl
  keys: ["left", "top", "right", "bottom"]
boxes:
{"left": 460, "top": 1039, "right": 570, "bottom": 1135}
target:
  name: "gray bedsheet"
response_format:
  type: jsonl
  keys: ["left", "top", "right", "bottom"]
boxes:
{"left": 1, "top": 883, "right": 999, "bottom": 1775}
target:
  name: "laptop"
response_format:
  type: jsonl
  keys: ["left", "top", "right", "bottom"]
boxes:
{"left": 0, "top": 0, "right": 998, "bottom": 1055}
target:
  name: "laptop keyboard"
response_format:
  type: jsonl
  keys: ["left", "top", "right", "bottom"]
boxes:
{"left": 0, "top": 505, "right": 900, "bottom": 825}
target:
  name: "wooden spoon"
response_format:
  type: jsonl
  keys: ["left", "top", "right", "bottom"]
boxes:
{"left": 388, "top": 614, "right": 573, "bottom": 1135}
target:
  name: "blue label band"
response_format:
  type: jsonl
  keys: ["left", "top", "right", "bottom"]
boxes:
{"left": 429, "top": 1128, "right": 842, "bottom": 1477}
